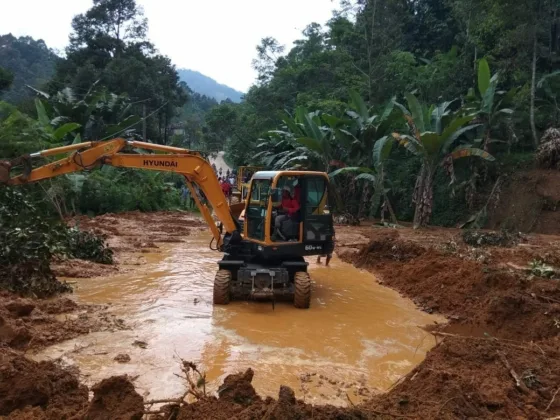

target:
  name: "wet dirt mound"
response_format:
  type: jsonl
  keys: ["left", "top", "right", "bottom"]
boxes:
{"left": 0, "top": 348, "right": 89, "bottom": 419}
{"left": 349, "top": 229, "right": 424, "bottom": 265}
{"left": 487, "top": 169, "right": 560, "bottom": 234}
{"left": 170, "top": 370, "right": 368, "bottom": 420}
{"left": 51, "top": 258, "right": 119, "bottom": 278}
{"left": 342, "top": 232, "right": 560, "bottom": 341}
{"left": 367, "top": 336, "right": 560, "bottom": 419}
{"left": 85, "top": 375, "right": 144, "bottom": 420}
{"left": 0, "top": 291, "right": 126, "bottom": 351}
{"left": 217, "top": 368, "right": 259, "bottom": 406}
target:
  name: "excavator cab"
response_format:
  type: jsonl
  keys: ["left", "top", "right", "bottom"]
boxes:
{"left": 244, "top": 171, "right": 333, "bottom": 250}
{"left": 216, "top": 171, "right": 334, "bottom": 309}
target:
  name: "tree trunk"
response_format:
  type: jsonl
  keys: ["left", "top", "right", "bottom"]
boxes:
{"left": 413, "top": 164, "right": 434, "bottom": 229}
{"left": 384, "top": 193, "right": 398, "bottom": 224}
{"left": 164, "top": 110, "right": 169, "bottom": 145}
{"left": 530, "top": 25, "right": 539, "bottom": 149}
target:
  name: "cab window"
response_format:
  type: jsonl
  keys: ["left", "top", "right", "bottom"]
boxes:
{"left": 246, "top": 179, "right": 271, "bottom": 241}
{"left": 305, "top": 177, "right": 329, "bottom": 215}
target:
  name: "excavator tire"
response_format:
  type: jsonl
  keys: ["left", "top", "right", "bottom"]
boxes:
{"left": 293, "top": 271, "right": 311, "bottom": 309}
{"left": 213, "top": 269, "right": 231, "bottom": 305}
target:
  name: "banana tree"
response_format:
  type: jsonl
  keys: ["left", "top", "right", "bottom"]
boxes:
{"left": 34, "top": 99, "right": 81, "bottom": 145}
{"left": 392, "top": 93, "right": 494, "bottom": 229}
{"left": 464, "top": 58, "right": 517, "bottom": 151}
{"left": 327, "top": 92, "right": 402, "bottom": 220}
{"left": 329, "top": 134, "right": 398, "bottom": 222}
{"left": 332, "top": 90, "right": 402, "bottom": 168}
{"left": 255, "top": 107, "right": 334, "bottom": 171}
{"left": 29, "top": 85, "right": 140, "bottom": 142}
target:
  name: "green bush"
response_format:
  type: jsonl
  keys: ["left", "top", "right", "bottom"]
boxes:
{"left": 0, "top": 187, "right": 114, "bottom": 296}
{"left": 77, "top": 168, "right": 182, "bottom": 214}
{"left": 64, "top": 227, "right": 113, "bottom": 264}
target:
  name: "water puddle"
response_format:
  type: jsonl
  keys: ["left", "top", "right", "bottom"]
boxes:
{"left": 32, "top": 231, "right": 445, "bottom": 405}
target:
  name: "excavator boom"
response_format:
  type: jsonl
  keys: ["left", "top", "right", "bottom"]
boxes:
{"left": 0, "top": 139, "right": 239, "bottom": 249}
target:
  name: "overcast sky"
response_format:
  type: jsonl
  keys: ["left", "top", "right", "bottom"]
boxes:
{"left": 0, "top": 0, "right": 337, "bottom": 92}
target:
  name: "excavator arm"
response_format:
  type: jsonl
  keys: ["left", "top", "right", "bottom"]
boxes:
{"left": 0, "top": 139, "right": 240, "bottom": 250}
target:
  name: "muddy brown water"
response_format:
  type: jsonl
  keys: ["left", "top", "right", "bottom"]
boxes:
{"left": 32, "top": 231, "right": 444, "bottom": 406}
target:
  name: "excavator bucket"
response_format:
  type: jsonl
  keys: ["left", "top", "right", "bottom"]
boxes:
{"left": 0, "top": 161, "right": 10, "bottom": 184}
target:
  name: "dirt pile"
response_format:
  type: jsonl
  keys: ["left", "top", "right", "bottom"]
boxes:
{"left": 0, "top": 352, "right": 147, "bottom": 420}
{"left": 0, "top": 348, "right": 89, "bottom": 419}
{"left": 367, "top": 336, "right": 560, "bottom": 419}
{"left": 0, "top": 291, "right": 126, "bottom": 351}
{"left": 166, "top": 368, "right": 369, "bottom": 420}
{"left": 85, "top": 375, "right": 145, "bottom": 420}
{"left": 345, "top": 230, "right": 560, "bottom": 340}
{"left": 337, "top": 226, "right": 560, "bottom": 418}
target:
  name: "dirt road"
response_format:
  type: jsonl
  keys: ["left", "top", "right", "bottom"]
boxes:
{"left": 1, "top": 212, "right": 559, "bottom": 419}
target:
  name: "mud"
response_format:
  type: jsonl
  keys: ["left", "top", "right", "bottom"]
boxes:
{"left": 52, "top": 210, "right": 206, "bottom": 278}
{"left": 0, "top": 348, "right": 89, "bottom": 419}
{"left": 0, "top": 291, "right": 127, "bottom": 351}
{"left": 33, "top": 230, "right": 440, "bottom": 407}
{"left": 3, "top": 210, "right": 560, "bottom": 418}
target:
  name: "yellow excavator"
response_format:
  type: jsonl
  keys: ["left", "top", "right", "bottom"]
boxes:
{"left": 232, "top": 165, "right": 262, "bottom": 203}
{"left": 0, "top": 139, "right": 335, "bottom": 308}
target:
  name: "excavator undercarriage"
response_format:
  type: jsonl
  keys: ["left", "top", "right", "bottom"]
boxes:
{"left": 0, "top": 139, "right": 335, "bottom": 309}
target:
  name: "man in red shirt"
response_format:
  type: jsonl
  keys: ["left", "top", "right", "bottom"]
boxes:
{"left": 273, "top": 186, "right": 300, "bottom": 241}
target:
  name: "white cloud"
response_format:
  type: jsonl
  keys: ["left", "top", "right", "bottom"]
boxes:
{"left": 0, "top": 0, "right": 337, "bottom": 92}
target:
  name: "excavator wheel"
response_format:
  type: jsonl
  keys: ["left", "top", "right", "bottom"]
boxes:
{"left": 293, "top": 271, "right": 311, "bottom": 309}
{"left": 213, "top": 269, "right": 232, "bottom": 305}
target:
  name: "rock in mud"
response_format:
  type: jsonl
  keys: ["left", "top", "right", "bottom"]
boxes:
{"left": 262, "top": 386, "right": 304, "bottom": 419}
{"left": 85, "top": 375, "right": 144, "bottom": 420}
{"left": 6, "top": 300, "right": 35, "bottom": 317}
{"left": 218, "top": 368, "right": 258, "bottom": 405}
{"left": 37, "top": 297, "right": 78, "bottom": 314}
{"left": 114, "top": 353, "right": 131, "bottom": 363}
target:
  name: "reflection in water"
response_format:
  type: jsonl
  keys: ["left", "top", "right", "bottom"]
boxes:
{"left": 32, "top": 231, "right": 444, "bottom": 405}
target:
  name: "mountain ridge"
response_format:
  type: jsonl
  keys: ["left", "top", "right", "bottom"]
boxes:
{"left": 178, "top": 69, "right": 244, "bottom": 103}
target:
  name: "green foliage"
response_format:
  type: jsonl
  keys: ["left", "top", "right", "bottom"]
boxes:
{"left": 78, "top": 168, "right": 181, "bottom": 214}
{"left": 49, "top": 0, "right": 186, "bottom": 144}
{"left": 64, "top": 227, "right": 113, "bottom": 264}
{"left": 0, "top": 187, "right": 113, "bottom": 297}
{"left": 0, "top": 66, "right": 13, "bottom": 93}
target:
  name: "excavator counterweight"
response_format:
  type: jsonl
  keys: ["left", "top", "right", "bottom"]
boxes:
{"left": 1, "top": 139, "right": 335, "bottom": 309}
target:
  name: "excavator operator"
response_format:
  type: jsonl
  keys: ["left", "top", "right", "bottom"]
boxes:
{"left": 273, "top": 185, "right": 300, "bottom": 241}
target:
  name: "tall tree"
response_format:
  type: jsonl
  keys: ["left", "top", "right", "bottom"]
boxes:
{"left": 0, "top": 35, "right": 59, "bottom": 104}
{"left": 0, "top": 67, "right": 13, "bottom": 93}
{"left": 51, "top": 0, "right": 186, "bottom": 143}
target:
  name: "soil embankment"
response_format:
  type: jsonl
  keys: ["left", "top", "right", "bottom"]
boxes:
{"left": 335, "top": 225, "right": 560, "bottom": 418}
{"left": 1, "top": 211, "right": 559, "bottom": 419}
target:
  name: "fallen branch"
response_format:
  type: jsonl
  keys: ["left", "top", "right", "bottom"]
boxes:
{"left": 435, "top": 397, "right": 459, "bottom": 418}
{"left": 497, "top": 351, "right": 530, "bottom": 394}
{"left": 429, "top": 331, "right": 548, "bottom": 355}
{"left": 144, "top": 398, "right": 184, "bottom": 405}
{"left": 546, "top": 387, "right": 560, "bottom": 411}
